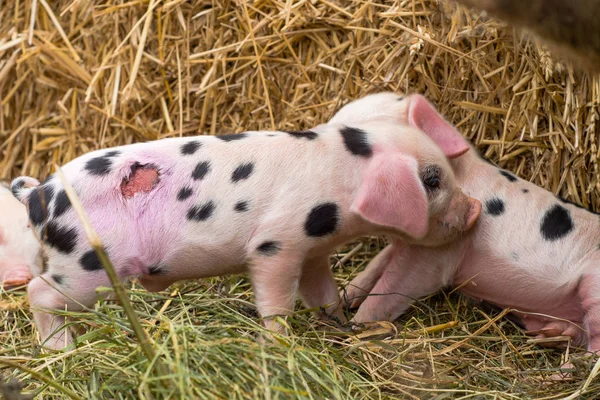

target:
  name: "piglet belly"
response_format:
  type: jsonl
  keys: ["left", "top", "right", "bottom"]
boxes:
{"left": 163, "top": 243, "right": 248, "bottom": 280}
{"left": 453, "top": 263, "right": 584, "bottom": 323}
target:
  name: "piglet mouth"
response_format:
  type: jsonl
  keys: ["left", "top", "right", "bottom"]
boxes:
{"left": 435, "top": 220, "right": 458, "bottom": 241}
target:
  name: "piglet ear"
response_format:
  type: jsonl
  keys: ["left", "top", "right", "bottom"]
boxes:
{"left": 351, "top": 153, "right": 428, "bottom": 239}
{"left": 408, "top": 94, "right": 470, "bottom": 159}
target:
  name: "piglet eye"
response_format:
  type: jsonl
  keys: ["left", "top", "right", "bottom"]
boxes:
{"left": 422, "top": 165, "right": 442, "bottom": 193}
{"left": 424, "top": 176, "right": 440, "bottom": 190}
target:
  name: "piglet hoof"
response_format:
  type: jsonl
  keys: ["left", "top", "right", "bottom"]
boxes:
{"left": 547, "top": 355, "right": 598, "bottom": 381}
{"left": 347, "top": 297, "right": 365, "bottom": 310}
{"left": 256, "top": 331, "right": 285, "bottom": 347}
{"left": 527, "top": 334, "right": 571, "bottom": 348}
{"left": 1, "top": 267, "right": 33, "bottom": 289}
{"left": 39, "top": 330, "right": 74, "bottom": 351}
{"left": 307, "top": 310, "right": 352, "bottom": 335}
{"left": 339, "top": 288, "right": 368, "bottom": 310}
{"left": 317, "top": 306, "right": 347, "bottom": 325}
{"left": 256, "top": 317, "right": 290, "bottom": 345}
{"left": 349, "top": 320, "right": 397, "bottom": 341}
{"left": 547, "top": 361, "right": 578, "bottom": 381}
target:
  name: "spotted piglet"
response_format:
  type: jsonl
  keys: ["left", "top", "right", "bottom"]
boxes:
{"left": 341, "top": 92, "right": 600, "bottom": 356}
{"left": 0, "top": 181, "right": 42, "bottom": 288}
{"left": 12, "top": 96, "right": 481, "bottom": 349}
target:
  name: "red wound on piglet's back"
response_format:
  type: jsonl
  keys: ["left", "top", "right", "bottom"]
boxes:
{"left": 121, "top": 163, "right": 159, "bottom": 198}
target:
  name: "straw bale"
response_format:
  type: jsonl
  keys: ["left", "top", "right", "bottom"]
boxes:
{"left": 0, "top": 0, "right": 598, "bottom": 211}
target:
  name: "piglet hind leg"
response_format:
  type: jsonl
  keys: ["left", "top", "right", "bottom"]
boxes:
{"left": 299, "top": 255, "right": 346, "bottom": 324}
{"left": 27, "top": 272, "right": 111, "bottom": 350}
{"left": 526, "top": 320, "right": 586, "bottom": 349}
{"left": 248, "top": 247, "right": 304, "bottom": 336}
{"left": 543, "top": 266, "right": 600, "bottom": 380}
{"left": 578, "top": 269, "right": 600, "bottom": 355}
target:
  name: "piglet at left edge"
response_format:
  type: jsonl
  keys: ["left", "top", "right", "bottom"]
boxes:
{"left": 0, "top": 181, "right": 42, "bottom": 289}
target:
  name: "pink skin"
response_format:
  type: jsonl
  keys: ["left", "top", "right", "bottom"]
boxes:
{"left": 342, "top": 93, "right": 600, "bottom": 358}
{"left": 0, "top": 182, "right": 42, "bottom": 289}
{"left": 13, "top": 97, "right": 480, "bottom": 349}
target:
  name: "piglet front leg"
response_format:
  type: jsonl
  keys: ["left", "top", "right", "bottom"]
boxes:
{"left": 578, "top": 262, "right": 600, "bottom": 355}
{"left": 299, "top": 255, "right": 346, "bottom": 323}
{"left": 249, "top": 246, "right": 305, "bottom": 335}
{"left": 351, "top": 244, "right": 451, "bottom": 323}
{"left": 343, "top": 242, "right": 407, "bottom": 310}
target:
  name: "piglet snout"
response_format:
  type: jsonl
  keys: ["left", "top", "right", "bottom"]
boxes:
{"left": 442, "top": 192, "right": 481, "bottom": 232}
{"left": 464, "top": 196, "right": 481, "bottom": 231}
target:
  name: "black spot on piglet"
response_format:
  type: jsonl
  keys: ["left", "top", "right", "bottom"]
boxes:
{"left": 181, "top": 141, "right": 202, "bottom": 155}
{"left": 104, "top": 150, "right": 121, "bottom": 158}
{"left": 28, "top": 185, "right": 54, "bottom": 226}
{"left": 53, "top": 190, "right": 72, "bottom": 218}
{"left": 192, "top": 161, "right": 211, "bottom": 181}
{"left": 231, "top": 163, "right": 254, "bottom": 183}
{"left": 187, "top": 201, "right": 215, "bottom": 221}
{"left": 177, "top": 187, "right": 193, "bottom": 201}
{"left": 86, "top": 156, "right": 113, "bottom": 176}
{"left": 45, "top": 222, "right": 78, "bottom": 254}
{"left": 27, "top": 190, "right": 45, "bottom": 226}
{"left": 499, "top": 170, "right": 518, "bottom": 182}
{"left": 485, "top": 198, "right": 505, "bottom": 216}
{"left": 42, "top": 185, "right": 55, "bottom": 203}
{"left": 10, "top": 179, "right": 25, "bottom": 198}
{"left": 217, "top": 133, "right": 247, "bottom": 142}
{"left": 540, "top": 204, "right": 573, "bottom": 241}
{"left": 305, "top": 203, "right": 339, "bottom": 237}
{"left": 286, "top": 131, "right": 318, "bottom": 140}
{"left": 80, "top": 250, "right": 103, "bottom": 271}
{"left": 340, "top": 126, "right": 372, "bottom": 157}
{"left": 234, "top": 201, "right": 249, "bottom": 212}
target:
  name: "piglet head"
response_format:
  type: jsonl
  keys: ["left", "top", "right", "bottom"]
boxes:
{"left": 407, "top": 143, "right": 480, "bottom": 246}
{"left": 329, "top": 92, "right": 405, "bottom": 127}
{"left": 350, "top": 152, "right": 430, "bottom": 239}
{"left": 350, "top": 123, "right": 480, "bottom": 245}
{"left": 329, "top": 92, "right": 471, "bottom": 160}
